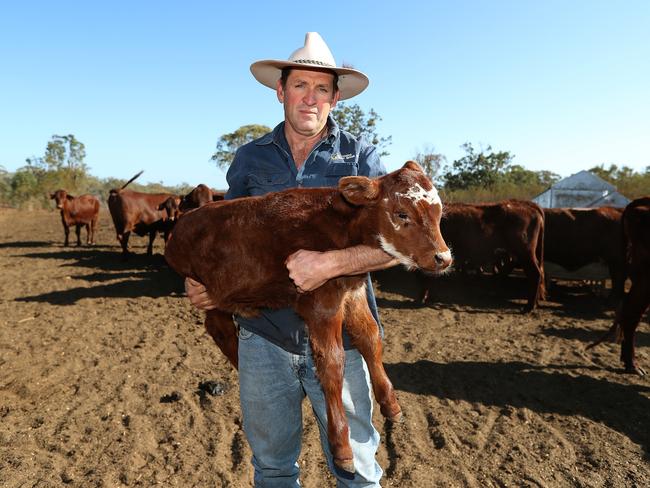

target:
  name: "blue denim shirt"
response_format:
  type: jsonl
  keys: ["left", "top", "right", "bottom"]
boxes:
{"left": 225, "top": 115, "right": 386, "bottom": 354}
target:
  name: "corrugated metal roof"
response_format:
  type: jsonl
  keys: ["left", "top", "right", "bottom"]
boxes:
{"left": 532, "top": 170, "right": 630, "bottom": 208}
{"left": 551, "top": 170, "right": 616, "bottom": 191}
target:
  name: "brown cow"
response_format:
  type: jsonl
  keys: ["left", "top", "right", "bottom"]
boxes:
{"left": 419, "top": 199, "right": 545, "bottom": 312}
{"left": 589, "top": 197, "right": 650, "bottom": 375}
{"left": 49, "top": 190, "right": 100, "bottom": 246}
{"left": 179, "top": 183, "right": 214, "bottom": 211}
{"left": 544, "top": 207, "right": 625, "bottom": 297}
{"left": 107, "top": 171, "right": 177, "bottom": 257}
{"left": 157, "top": 185, "right": 221, "bottom": 243}
{"left": 164, "top": 161, "right": 452, "bottom": 473}
{"left": 158, "top": 185, "right": 218, "bottom": 235}
{"left": 157, "top": 195, "right": 183, "bottom": 242}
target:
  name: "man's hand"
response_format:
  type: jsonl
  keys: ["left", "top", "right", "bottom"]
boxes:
{"left": 184, "top": 277, "right": 218, "bottom": 310}
{"left": 285, "top": 250, "right": 335, "bottom": 293}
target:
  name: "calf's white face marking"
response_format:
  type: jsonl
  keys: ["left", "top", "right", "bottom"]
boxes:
{"left": 386, "top": 211, "right": 401, "bottom": 231}
{"left": 378, "top": 234, "right": 417, "bottom": 270}
{"left": 387, "top": 182, "right": 441, "bottom": 233}
{"left": 397, "top": 183, "right": 441, "bottom": 206}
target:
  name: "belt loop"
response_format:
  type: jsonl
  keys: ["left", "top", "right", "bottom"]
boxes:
{"left": 232, "top": 314, "right": 240, "bottom": 333}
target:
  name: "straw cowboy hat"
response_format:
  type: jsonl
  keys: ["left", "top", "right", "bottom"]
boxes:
{"left": 250, "top": 32, "right": 369, "bottom": 100}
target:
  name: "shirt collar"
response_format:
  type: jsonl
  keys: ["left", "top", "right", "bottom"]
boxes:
{"left": 256, "top": 114, "right": 339, "bottom": 147}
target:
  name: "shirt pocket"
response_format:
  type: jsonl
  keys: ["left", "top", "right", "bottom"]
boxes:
{"left": 246, "top": 172, "right": 291, "bottom": 196}
{"left": 325, "top": 162, "right": 358, "bottom": 178}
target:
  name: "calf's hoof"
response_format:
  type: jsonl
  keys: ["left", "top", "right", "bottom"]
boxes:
{"left": 380, "top": 403, "right": 402, "bottom": 422}
{"left": 521, "top": 304, "right": 535, "bottom": 314}
{"left": 624, "top": 364, "right": 646, "bottom": 376}
{"left": 388, "top": 409, "right": 403, "bottom": 423}
{"left": 334, "top": 457, "right": 355, "bottom": 474}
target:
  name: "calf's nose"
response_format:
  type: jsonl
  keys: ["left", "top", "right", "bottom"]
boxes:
{"left": 434, "top": 250, "right": 453, "bottom": 270}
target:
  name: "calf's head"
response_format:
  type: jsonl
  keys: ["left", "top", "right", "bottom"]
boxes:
{"left": 50, "top": 189, "right": 71, "bottom": 209}
{"left": 339, "top": 161, "right": 452, "bottom": 274}
{"left": 158, "top": 196, "right": 181, "bottom": 221}
{"left": 179, "top": 184, "right": 212, "bottom": 211}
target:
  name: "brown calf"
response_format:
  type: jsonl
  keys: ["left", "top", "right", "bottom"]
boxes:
{"left": 159, "top": 184, "right": 221, "bottom": 220}
{"left": 589, "top": 197, "right": 650, "bottom": 375}
{"left": 164, "top": 161, "right": 452, "bottom": 473}
{"left": 107, "top": 172, "right": 177, "bottom": 257}
{"left": 544, "top": 206, "right": 625, "bottom": 297}
{"left": 179, "top": 183, "right": 215, "bottom": 211}
{"left": 49, "top": 190, "right": 100, "bottom": 246}
{"left": 158, "top": 196, "right": 182, "bottom": 223}
{"left": 158, "top": 185, "right": 219, "bottom": 240}
{"left": 419, "top": 199, "right": 545, "bottom": 312}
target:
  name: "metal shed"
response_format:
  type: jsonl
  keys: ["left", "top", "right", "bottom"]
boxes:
{"left": 532, "top": 170, "right": 630, "bottom": 208}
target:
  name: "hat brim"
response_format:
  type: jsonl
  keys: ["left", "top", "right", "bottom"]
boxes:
{"left": 250, "top": 60, "right": 369, "bottom": 100}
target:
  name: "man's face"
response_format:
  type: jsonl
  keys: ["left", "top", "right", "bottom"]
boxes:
{"left": 277, "top": 69, "right": 340, "bottom": 138}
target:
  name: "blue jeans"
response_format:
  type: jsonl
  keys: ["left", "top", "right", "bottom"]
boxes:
{"left": 238, "top": 327, "right": 383, "bottom": 487}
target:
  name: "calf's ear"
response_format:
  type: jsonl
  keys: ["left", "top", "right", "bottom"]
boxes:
{"left": 339, "top": 176, "right": 380, "bottom": 206}
{"left": 49, "top": 193, "right": 55, "bottom": 199}
{"left": 403, "top": 160, "right": 424, "bottom": 173}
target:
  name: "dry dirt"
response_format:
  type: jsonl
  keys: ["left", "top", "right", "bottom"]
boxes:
{"left": 1, "top": 208, "right": 649, "bottom": 488}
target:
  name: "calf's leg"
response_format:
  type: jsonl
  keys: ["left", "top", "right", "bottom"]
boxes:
{"left": 90, "top": 216, "right": 98, "bottom": 245}
{"left": 75, "top": 224, "right": 82, "bottom": 246}
{"left": 521, "top": 254, "right": 542, "bottom": 312}
{"left": 147, "top": 230, "right": 156, "bottom": 255}
{"left": 303, "top": 307, "right": 353, "bottom": 473}
{"left": 63, "top": 222, "right": 70, "bottom": 246}
{"left": 344, "top": 292, "right": 401, "bottom": 421}
{"left": 119, "top": 231, "right": 131, "bottom": 258}
{"left": 618, "top": 277, "right": 650, "bottom": 375}
{"left": 204, "top": 309, "right": 239, "bottom": 369}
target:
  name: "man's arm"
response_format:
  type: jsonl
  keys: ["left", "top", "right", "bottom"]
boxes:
{"left": 285, "top": 245, "right": 399, "bottom": 292}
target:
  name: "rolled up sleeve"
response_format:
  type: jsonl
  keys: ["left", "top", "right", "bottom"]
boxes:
{"left": 224, "top": 148, "right": 249, "bottom": 200}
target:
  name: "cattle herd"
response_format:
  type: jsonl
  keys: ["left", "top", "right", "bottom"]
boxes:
{"left": 49, "top": 164, "right": 649, "bottom": 387}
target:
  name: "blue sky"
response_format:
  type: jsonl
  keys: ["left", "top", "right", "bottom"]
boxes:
{"left": 1, "top": 1, "right": 648, "bottom": 189}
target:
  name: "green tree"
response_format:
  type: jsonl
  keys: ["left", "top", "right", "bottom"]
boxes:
{"left": 211, "top": 124, "right": 271, "bottom": 170}
{"left": 44, "top": 134, "right": 87, "bottom": 171}
{"left": 331, "top": 103, "right": 391, "bottom": 157}
{"left": 504, "top": 165, "right": 559, "bottom": 187}
{"left": 10, "top": 168, "right": 39, "bottom": 204}
{"left": 0, "top": 165, "right": 10, "bottom": 205}
{"left": 589, "top": 163, "right": 650, "bottom": 199}
{"left": 589, "top": 163, "right": 637, "bottom": 183}
{"left": 442, "top": 143, "right": 514, "bottom": 190}
{"left": 412, "top": 146, "right": 446, "bottom": 182}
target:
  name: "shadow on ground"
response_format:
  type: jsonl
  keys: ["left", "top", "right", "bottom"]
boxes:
{"left": 0, "top": 240, "right": 54, "bottom": 248}
{"left": 11, "top": 243, "right": 184, "bottom": 305}
{"left": 386, "top": 359, "right": 650, "bottom": 458}
{"left": 374, "top": 267, "right": 621, "bottom": 319}
{"left": 540, "top": 324, "right": 649, "bottom": 347}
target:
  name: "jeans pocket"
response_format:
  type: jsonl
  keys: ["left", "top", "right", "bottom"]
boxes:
{"left": 238, "top": 326, "right": 254, "bottom": 340}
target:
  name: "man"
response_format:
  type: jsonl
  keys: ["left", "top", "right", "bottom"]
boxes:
{"left": 186, "top": 32, "right": 398, "bottom": 486}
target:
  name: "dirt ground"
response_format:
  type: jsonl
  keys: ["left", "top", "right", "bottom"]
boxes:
{"left": 1, "top": 208, "right": 649, "bottom": 488}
